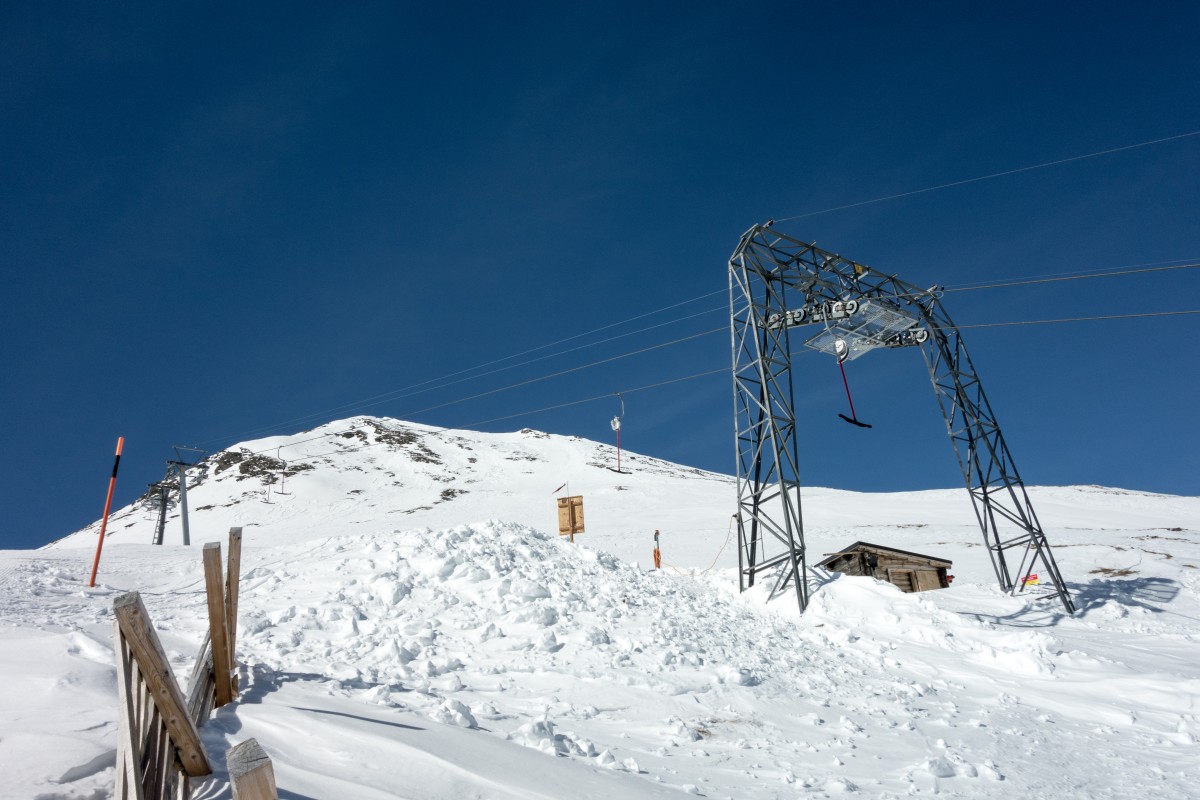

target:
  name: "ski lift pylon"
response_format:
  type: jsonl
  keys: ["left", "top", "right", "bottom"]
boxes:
{"left": 608, "top": 392, "right": 631, "bottom": 474}
{"left": 276, "top": 446, "right": 290, "bottom": 495}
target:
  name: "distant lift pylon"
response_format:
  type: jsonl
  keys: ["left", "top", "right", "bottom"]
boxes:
{"left": 729, "top": 222, "right": 1075, "bottom": 615}
{"left": 151, "top": 446, "right": 206, "bottom": 546}
{"left": 608, "top": 392, "right": 631, "bottom": 474}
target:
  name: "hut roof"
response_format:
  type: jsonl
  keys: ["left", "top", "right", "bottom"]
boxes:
{"left": 816, "top": 541, "right": 952, "bottom": 569}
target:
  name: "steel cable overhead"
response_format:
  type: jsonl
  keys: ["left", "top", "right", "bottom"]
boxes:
{"left": 240, "top": 303, "right": 1200, "bottom": 467}
{"left": 189, "top": 257, "right": 1199, "bottom": 457}
{"left": 842, "top": 260, "right": 1200, "bottom": 301}
{"left": 773, "top": 129, "right": 1200, "bottom": 223}
{"left": 236, "top": 327, "right": 729, "bottom": 457}
{"left": 300, "top": 306, "right": 725, "bottom": 419}
{"left": 186, "top": 128, "right": 1200, "bottom": 450}
{"left": 291, "top": 367, "right": 734, "bottom": 461}
{"left": 223, "top": 303, "right": 1200, "bottom": 465}
{"left": 951, "top": 309, "right": 1200, "bottom": 329}
{"left": 192, "top": 289, "right": 728, "bottom": 447}
{"left": 945, "top": 261, "right": 1200, "bottom": 293}
{"left": 941, "top": 257, "right": 1200, "bottom": 290}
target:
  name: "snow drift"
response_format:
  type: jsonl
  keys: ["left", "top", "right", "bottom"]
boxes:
{"left": 2, "top": 416, "right": 1198, "bottom": 798}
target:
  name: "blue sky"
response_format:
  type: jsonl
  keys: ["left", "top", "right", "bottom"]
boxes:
{"left": 3, "top": 3, "right": 1198, "bottom": 550}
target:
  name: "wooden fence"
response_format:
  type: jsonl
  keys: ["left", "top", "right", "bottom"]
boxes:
{"left": 112, "top": 591, "right": 209, "bottom": 798}
{"left": 112, "top": 527, "right": 277, "bottom": 800}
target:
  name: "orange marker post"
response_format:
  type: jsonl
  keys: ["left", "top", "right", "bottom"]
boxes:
{"left": 88, "top": 437, "right": 125, "bottom": 588}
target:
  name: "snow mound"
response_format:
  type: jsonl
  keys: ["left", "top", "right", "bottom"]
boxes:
{"left": 5, "top": 416, "right": 1200, "bottom": 798}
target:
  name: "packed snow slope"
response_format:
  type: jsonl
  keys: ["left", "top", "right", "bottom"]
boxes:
{"left": 3, "top": 416, "right": 1198, "bottom": 799}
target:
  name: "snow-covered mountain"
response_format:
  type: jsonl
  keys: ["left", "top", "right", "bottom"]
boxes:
{"left": 50, "top": 416, "right": 738, "bottom": 570}
{"left": 4, "top": 416, "right": 1199, "bottom": 798}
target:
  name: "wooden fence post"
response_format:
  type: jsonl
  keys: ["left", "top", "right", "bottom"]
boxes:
{"left": 202, "top": 544, "right": 234, "bottom": 708}
{"left": 227, "top": 738, "right": 278, "bottom": 800}
{"left": 225, "top": 528, "right": 242, "bottom": 695}
{"left": 184, "top": 641, "right": 215, "bottom": 728}
{"left": 114, "top": 527, "right": 249, "bottom": 799}
{"left": 113, "top": 619, "right": 144, "bottom": 800}
{"left": 112, "top": 593, "right": 212, "bottom": 779}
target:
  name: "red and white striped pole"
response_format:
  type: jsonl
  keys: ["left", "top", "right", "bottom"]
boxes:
{"left": 88, "top": 437, "right": 124, "bottom": 588}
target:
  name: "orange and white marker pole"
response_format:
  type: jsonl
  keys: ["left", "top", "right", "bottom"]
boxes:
{"left": 88, "top": 436, "right": 124, "bottom": 588}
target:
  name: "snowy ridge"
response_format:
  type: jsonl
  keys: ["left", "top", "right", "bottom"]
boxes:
{"left": 49, "top": 416, "right": 735, "bottom": 566}
{"left": 3, "top": 416, "right": 1199, "bottom": 798}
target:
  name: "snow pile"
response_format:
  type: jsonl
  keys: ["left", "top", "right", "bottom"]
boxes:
{"left": 2, "top": 417, "right": 1199, "bottom": 798}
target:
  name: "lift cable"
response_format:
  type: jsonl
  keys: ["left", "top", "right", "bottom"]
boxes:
{"left": 191, "top": 289, "right": 728, "bottom": 448}
{"left": 942, "top": 257, "right": 1200, "bottom": 291}
{"left": 286, "top": 367, "right": 732, "bottom": 462}
{"left": 873, "top": 261, "right": 1200, "bottom": 302}
{"left": 950, "top": 309, "right": 1200, "bottom": 329}
{"left": 773, "top": 128, "right": 1200, "bottom": 223}
{"left": 190, "top": 258, "right": 1198, "bottom": 456}
{"left": 236, "top": 327, "right": 728, "bottom": 457}
{"left": 229, "top": 303, "right": 1195, "bottom": 465}
{"left": 189, "top": 304, "right": 1200, "bottom": 471}
{"left": 945, "top": 261, "right": 1200, "bottom": 294}
{"left": 368, "top": 328, "right": 723, "bottom": 423}
{"left": 206, "top": 304, "right": 727, "bottom": 449}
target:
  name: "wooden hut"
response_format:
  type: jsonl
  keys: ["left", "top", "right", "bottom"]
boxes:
{"left": 817, "top": 542, "right": 952, "bottom": 593}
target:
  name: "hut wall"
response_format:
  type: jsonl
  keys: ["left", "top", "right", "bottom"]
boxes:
{"left": 867, "top": 552, "right": 949, "bottom": 593}
{"left": 826, "top": 552, "right": 871, "bottom": 577}
{"left": 821, "top": 545, "right": 951, "bottom": 593}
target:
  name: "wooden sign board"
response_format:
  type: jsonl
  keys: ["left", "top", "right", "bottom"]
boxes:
{"left": 557, "top": 495, "right": 584, "bottom": 535}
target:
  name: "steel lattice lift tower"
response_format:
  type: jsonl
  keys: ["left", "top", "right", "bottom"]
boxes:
{"left": 730, "top": 223, "right": 1075, "bottom": 615}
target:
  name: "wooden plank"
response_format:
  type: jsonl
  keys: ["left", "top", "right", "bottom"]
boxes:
{"left": 139, "top": 680, "right": 154, "bottom": 764}
{"left": 572, "top": 497, "right": 585, "bottom": 533}
{"left": 141, "top": 705, "right": 160, "bottom": 798}
{"left": 556, "top": 496, "right": 585, "bottom": 535}
{"left": 557, "top": 498, "right": 571, "bottom": 534}
{"left": 203, "top": 543, "right": 234, "bottom": 708}
{"left": 133, "top": 659, "right": 146, "bottom": 742}
{"left": 174, "top": 766, "right": 187, "bottom": 800}
{"left": 189, "top": 631, "right": 211, "bottom": 687}
{"left": 163, "top": 756, "right": 183, "bottom": 800}
{"left": 228, "top": 738, "right": 278, "bottom": 800}
{"left": 914, "top": 569, "right": 942, "bottom": 592}
{"left": 114, "top": 621, "right": 145, "bottom": 800}
{"left": 887, "top": 568, "right": 915, "bottom": 593}
{"left": 143, "top": 708, "right": 165, "bottom": 800}
{"left": 113, "top": 592, "right": 211, "bottom": 778}
{"left": 186, "top": 643, "right": 214, "bottom": 727}
{"left": 225, "top": 527, "right": 243, "bottom": 696}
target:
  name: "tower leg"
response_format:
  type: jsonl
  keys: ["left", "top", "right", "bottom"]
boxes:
{"left": 179, "top": 471, "right": 191, "bottom": 547}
